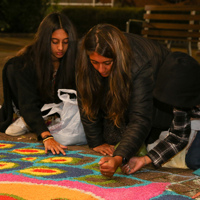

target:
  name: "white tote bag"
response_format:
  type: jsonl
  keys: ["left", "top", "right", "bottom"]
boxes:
{"left": 41, "top": 89, "right": 87, "bottom": 146}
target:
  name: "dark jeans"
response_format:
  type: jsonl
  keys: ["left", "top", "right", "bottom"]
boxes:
{"left": 185, "top": 131, "right": 200, "bottom": 170}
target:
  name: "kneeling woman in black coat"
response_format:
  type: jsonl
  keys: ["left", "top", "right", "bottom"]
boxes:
{"left": 76, "top": 23, "right": 175, "bottom": 177}
{"left": 0, "top": 12, "right": 78, "bottom": 155}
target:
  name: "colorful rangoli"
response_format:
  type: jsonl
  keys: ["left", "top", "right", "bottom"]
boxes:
{"left": 0, "top": 140, "right": 192, "bottom": 200}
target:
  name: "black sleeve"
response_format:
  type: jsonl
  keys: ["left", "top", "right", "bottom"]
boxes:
{"left": 113, "top": 63, "right": 154, "bottom": 160}
{"left": 7, "top": 61, "right": 49, "bottom": 136}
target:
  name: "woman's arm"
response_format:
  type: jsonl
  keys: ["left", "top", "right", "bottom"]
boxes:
{"left": 12, "top": 62, "right": 49, "bottom": 135}
{"left": 7, "top": 59, "right": 67, "bottom": 155}
{"left": 113, "top": 62, "right": 154, "bottom": 161}
{"left": 77, "top": 93, "right": 115, "bottom": 156}
{"left": 41, "top": 131, "right": 67, "bottom": 155}
{"left": 99, "top": 62, "right": 155, "bottom": 177}
{"left": 121, "top": 109, "right": 191, "bottom": 175}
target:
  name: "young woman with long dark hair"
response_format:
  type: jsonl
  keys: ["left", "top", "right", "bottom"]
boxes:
{"left": 76, "top": 23, "right": 174, "bottom": 177}
{"left": 0, "top": 12, "right": 78, "bottom": 155}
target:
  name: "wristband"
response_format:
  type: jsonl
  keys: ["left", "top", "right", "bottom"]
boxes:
{"left": 42, "top": 135, "right": 54, "bottom": 143}
{"left": 121, "top": 157, "right": 128, "bottom": 166}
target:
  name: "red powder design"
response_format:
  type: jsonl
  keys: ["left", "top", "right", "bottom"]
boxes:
{"left": 32, "top": 168, "right": 57, "bottom": 173}
{"left": 16, "top": 149, "right": 38, "bottom": 153}
{"left": 51, "top": 159, "right": 67, "bottom": 162}
{"left": 0, "top": 195, "right": 18, "bottom": 200}
{"left": 25, "top": 158, "right": 34, "bottom": 160}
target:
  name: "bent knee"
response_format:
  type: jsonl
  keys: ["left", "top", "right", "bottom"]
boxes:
{"left": 185, "top": 154, "right": 200, "bottom": 170}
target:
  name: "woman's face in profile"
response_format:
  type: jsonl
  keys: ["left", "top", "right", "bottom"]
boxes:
{"left": 88, "top": 52, "right": 113, "bottom": 77}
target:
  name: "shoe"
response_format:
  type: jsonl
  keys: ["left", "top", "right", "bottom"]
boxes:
{"left": 5, "top": 117, "right": 30, "bottom": 136}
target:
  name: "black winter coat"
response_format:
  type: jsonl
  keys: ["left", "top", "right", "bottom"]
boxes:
{"left": 0, "top": 56, "right": 63, "bottom": 136}
{"left": 79, "top": 33, "right": 172, "bottom": 161}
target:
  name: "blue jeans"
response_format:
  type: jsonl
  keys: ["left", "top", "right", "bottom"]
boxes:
{"left": 185, "top": 131, "right": 200, "bottom": 170}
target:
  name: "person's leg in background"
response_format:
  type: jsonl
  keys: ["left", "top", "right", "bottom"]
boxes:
{"left": 185, "top": 131, "right": 200, "bottom": 169}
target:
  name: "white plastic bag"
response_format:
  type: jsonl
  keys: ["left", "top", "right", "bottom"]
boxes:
{"left": 41, "top": 89, "right": 87, "bottom": 146}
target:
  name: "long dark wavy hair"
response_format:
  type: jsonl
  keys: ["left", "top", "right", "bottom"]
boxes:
{"left": 17, "top": 12, "right": 78, "bottom": 101}
{"left": 76, "top": 24, "right": 133, "bottom": 127}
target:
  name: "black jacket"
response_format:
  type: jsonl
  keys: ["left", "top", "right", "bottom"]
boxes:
{"left": 79, "top": 33, "right": 171, "bottom": 161}
{"left": 0, "top": 56, "right": 63, "bottom": 136}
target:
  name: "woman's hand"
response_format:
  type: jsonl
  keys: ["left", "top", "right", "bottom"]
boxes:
{"left": 121, "top": 156, "right": 152, "bottom": 175}
{"left": 98, "top": 156, "right": 122, "bottom": 177}
{"left": 92, "top": 143, "right": 115, "bottom": 156}
{"left": 43, "top": 138, "right": 68, "bottom": 155}
{"left": 41, "top": 131, "right": 67, "bottom": 155}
